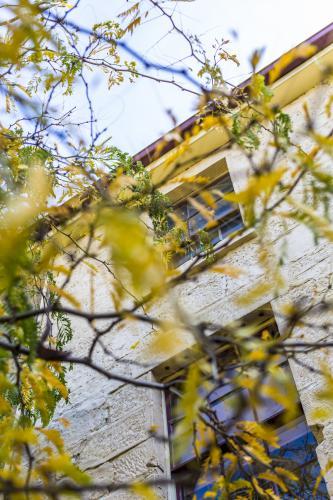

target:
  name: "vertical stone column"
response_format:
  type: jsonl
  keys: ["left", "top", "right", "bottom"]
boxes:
{"left": 271, "top": 236, "right": 333, "bottom": 496}
{"left": 60, "top": 371, "right": 169, "bottom": 499}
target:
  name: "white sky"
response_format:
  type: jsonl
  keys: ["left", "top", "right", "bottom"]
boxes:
{"left": 71, "top": 0, "right": 333, "bottom": 155}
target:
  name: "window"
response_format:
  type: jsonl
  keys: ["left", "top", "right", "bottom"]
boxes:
{"left": 170, "top": 416, "right": 327, "bottom": 500}
{"left": 166, "top": 320, "right": 328, "bottom": 499}
{"left": 169, "top": 172, "right": 243, "bottom": 266}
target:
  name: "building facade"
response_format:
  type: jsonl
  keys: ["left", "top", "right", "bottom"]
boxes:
{"left": 53, "top": 24, "right": 333, "bottom": 499}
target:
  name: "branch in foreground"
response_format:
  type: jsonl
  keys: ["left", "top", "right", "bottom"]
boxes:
{"left": 45, "top": 12, "right": 206, "bottom": 93}
{"left": 0, "top": 477, "right": 176, "bottom": 496}
{"left": 0, "top": 340, "right": 167, "bottom": 391}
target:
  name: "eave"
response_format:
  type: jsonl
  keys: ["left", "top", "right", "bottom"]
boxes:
{"left": 134, "top": 21, "right": 333, "bottom": 175}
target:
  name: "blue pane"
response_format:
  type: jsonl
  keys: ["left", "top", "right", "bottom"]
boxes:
{"left": 271, "top": 431, "right": 329, "bottom": 499}
{"left": 192, "top": 482, "right": 215, "bottom": 499}
{"left": 221, "top": 214, "right": 243, "bottom": 237}
{"left": 273, "top": 432, "right": 317, "bottom": 462}
{"left": 213, "top": 177, "right": 233, "bottom": 194}
{"left": 188, "top": 212, "right": 209, "bottom": 235}
{"left": 215, "top": 200, "right": 234, "bottom": 218}
{"left": 185, "top": 430, "right": 328, "bottom": 499}
{"left": 187, "top": 196, "right": 200, "bottom": 217}
{"left": 207, "top": 227, "right": 221, "bottom": 245}
{"left": 174, "top": 203, "right": 188, "bottom": 220}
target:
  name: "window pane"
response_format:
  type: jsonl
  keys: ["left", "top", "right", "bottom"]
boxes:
{"left": 170, "top": 173, "right": 244, "bottom": 266}
{"left": 220, "top": 212, "right": 243, "bottom": 238}
{"left": 175, "top": 423, "right": 329, "bottom": 500}
{"left": 188, "top": 212, "right": 210, "bottom": 235}
{"left": 215, "top": 201, "right": 234, "bottom": 218}
{"left": 172, "top": 251, "right": 191, "bottom": 267}
{"left": 174, "top": 202, "right": 188, "bottom": 219}
{"left": 187, "top": 196, "right": 200, "bottom": 217}
{"left": 207, "top": 227, "right": 221, "bottom": 245}
{"left": 213, "top": 177, "right": 233, "bottom": 194}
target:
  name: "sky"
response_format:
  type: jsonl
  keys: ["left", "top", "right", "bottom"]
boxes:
{"left": 70, "top": 0, "right": 333, "bottom": 155}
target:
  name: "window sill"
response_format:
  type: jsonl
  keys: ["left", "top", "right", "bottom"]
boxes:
{"left": 174, "top": 227, "right": 257, "bottom": 276}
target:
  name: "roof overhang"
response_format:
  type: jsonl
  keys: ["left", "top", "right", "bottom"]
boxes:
{"left": 144, "top": 38, "right": 333, "bottom": 199}
{"left": 135, "top": 22, "right": 333, "bottom": 185}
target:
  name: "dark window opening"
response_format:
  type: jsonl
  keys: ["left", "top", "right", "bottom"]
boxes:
{"left": 172, "top": 420, "right": 328, "bottom": 499}
{"left": 169, "top": 173, "right": 243, "bottom": 266}
{"left": 166, "top": 321, "right": 329, "bottom": 499}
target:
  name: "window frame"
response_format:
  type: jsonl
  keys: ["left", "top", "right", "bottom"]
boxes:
{"left": 162, "top": 316, "right": 327, "bottom": 500}
{"left": 171, "top": 413, "right": 325, "bottom": 500}
{"left": 170, "top": 171, "right": 244, "bottom": 267}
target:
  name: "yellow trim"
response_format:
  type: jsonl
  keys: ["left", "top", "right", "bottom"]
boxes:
{"left": 161, "top": 154, "right": 228, "bottom": 204}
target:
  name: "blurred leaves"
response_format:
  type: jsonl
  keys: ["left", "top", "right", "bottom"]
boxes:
{"left": 0, "top": 0, "right": 332, "bottom": 498}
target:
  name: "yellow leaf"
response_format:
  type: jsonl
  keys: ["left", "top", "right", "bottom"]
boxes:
{"left": 246, "top": 348, "right": 267, "bottom": 362}
{"left": 238, "top": 421, "right": 280, "bottom": 449}
{"left": 38, "top": 428, "right": 64, "bottom": 452}
{"left": 261, "top": 381, "right": 297, "bottom": 419}
{"left": 195, "top": 420, "right": 215, "bottom": 455}
{"left": 132, "top": 483, "right": 158, "bottom": 500}
{"left": 49, "top": 265, "right": 71, "bottom": 277}
{"left": 201, "top": 115, "right": 220, "bottom": 130}
{"left": 287, "top": 198, "right": 333, "bottom": 241}
{"left": 275, "top": 467, "right": 298, "bottom": 482}
{"left": 223, "top": 166, "right": 287, "bottom": 225}
{"left": 169, "top": 212, "right": 187, "bottom": 232}
{"left": 40, "top": 365, "right": 68, "bottom": 400}
{"left": 269, "top": 44, "right": 317, "bottom": 83}
{"left": 311, "top": 407, "right": 331, "bottom": 421}
{"left": 200, "top": 190, "right": 217, "bottom": 209}
{"left": 312, "top": 133, "right": 333, "bottom": 154}
{"left": 48, "top": 284, "right": 81, "bottom": 309}
{"left": 38, "top": 454, "right": 90, "bottom": 485}
{"left": 203, "top": 492, "right": 216, "bottom": 499}
{"left": 173, "top": 363, "right": 209, "bottom": 460}
{"left": 325, "top": 95, "right": 333, "bottom": 117}
{"left": 124, "top": 16, "right": 141, "bottom": 35}
{"left": 0, "top": 395, "right": 11, "bottom": 415}
{"left": 314, "top": 365, "right": 333, "bottom": 408}
{"left": 250, "top": 50, "right": 262, "bottom": 70}
{"left": 0, "top": 163, "right": 50, "bottom": 287}
{"left": 252, "top": 477, "right": 267, "bottom": 496}
{"left": 6, "top": 427, "right": 38, "bottom": 445}
{"left": 211, "top": 265, "right": 244, "bottom": 278}
{"left": 82, "top": 260, "right": 98, "bottom": 273}
{"left": 258, "top": 471, "right": 287, "bottom": 492}
{"left": 130, "top": 340, "right": 140, "bottom": 350}
{"left": 57, "top": 417, "right": 70, "bottom": 428}
{"left": 101, "top": 208, "right": 165, "bottom": 294}
{"left": 147, "top": 324, "right": 186, "bottom": 357}
{"left": 313, "top": 459, "right": 333, "bottom": 496}
{"left": 188, "top": 196, "right": 214, "bottom": 221}
{"left": 235, "top": 282, "right": 272, "bottom": 307}
{"left": 172, "top": 175, "right": 209, "bottom": 185}
{"left": 229, "top": 478, "right": 252, "bottom": 493}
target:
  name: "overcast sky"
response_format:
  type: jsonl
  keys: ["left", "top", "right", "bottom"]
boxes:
{"left": 71, "top": 0, "right": 333, "bottom": 155}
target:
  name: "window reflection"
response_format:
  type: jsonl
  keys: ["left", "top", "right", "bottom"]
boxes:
{"left": 169, "top": 173, "right": 243, "bottom": 266}
{"left": 168, "top": 342, "right": 329, "bottom": 499}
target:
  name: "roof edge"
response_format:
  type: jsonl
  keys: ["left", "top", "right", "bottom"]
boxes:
{"left": 134, "top": 21, "right": 333, "bottom": 166}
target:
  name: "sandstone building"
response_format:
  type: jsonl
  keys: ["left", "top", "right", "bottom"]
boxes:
{"left": 54, "top": 22, "right": 333, "bottom": 499}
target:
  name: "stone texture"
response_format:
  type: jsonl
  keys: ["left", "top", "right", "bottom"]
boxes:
{"left": 86, "top": 438, "right": 168, "bottom": 499}
{"left": 51, "top": 80, "right": 333, "bottom": 498}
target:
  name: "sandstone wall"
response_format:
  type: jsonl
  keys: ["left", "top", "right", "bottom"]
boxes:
{"left": 53, "top": 80, "right": 333, "bottom": 498}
